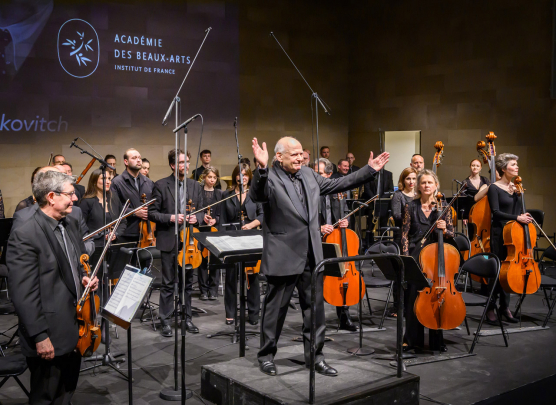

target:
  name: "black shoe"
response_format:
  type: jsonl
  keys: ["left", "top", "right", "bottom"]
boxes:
{"left": 199, "top": 294, "right": 208, "bottom": 301}
{"left": 259, "top": 361, "right": 277, "bottom": 376}
{"left": 161, "top": 324, "right": 173, "bottom": 337}
{"left": 248, "top": 319, "right": 259, "bottom": 326}
{"left": 226, "top": 318, "right": 234, "bottom": 325}
{"left": 439, "top": 345, "right": 448, "bottom": 353}
{"left": 403, "top": 344, "right": 423, "bottom": 354}
{"left": 501, "top": 309, "right": 519, "bottom": 324}
{"left": 208, "top": 294, "right": 217, "bottom": 301}
{"left": 185, "top": 320, "right": 199, "bottom": 333}
{"left": 311, "top": 360, "right": 338, "bottom": 377}
{"left": 339, "top": 316, "right": 357, "bottom": 332}
{"left": 292, "top": 289, "right": 299, "bottom": 298}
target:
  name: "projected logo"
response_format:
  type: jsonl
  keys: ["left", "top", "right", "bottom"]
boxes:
{"left": 57, "top": 19, "right": 99, "bottom": 78}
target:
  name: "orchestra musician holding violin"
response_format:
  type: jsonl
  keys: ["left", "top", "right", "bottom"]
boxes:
{"left": 401, "top": 169, "right": 454, "bottom": 353}
{"left": 250, "top": 136, "right": 389, "bottom": 377}
{"left": 7, "top": 170, "right": 99, "bottom": 404}
{"left": 485, "top": 153, "right": 533, "bottom": 324}
{"left": 220, "top": 164, "right": 264, "bottom": 326}
{"left": 197, "top": 166, "right": 224, "bottom": 301}
{"left": 149, "top": 149, "right": 204, "bottom": 337}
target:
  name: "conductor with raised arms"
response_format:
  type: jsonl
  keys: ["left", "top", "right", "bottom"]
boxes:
{"left": 250, "top": 136, "right": 389, "bottom": 377}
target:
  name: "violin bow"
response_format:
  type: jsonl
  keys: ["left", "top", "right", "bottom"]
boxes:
{"left": 420, "top": 183, "right": 467, "bottom": 246}
{"left": 332, "top": 194, "right": 380, "bottom": 228}
{"left": 78, "top": 200, "right": 130, "bottom": 307}
{"left": 188, "top": 189, "right": 248, "bottom": 216}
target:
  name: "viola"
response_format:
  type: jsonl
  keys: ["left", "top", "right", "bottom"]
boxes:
{"left": 415, "top": 193, "right": 466, "bottom": 330}
{"left": 322, "top": 193, "right": 365, "bottom": 307}
{"left": 139, "top": 193, "right": 156, "bottom": 248}
{"left": 467, "top": 132, "right": 497, "bottom": 284}
{"left": 202, "top": 206, "right": 218, "bottom": 259}
{"left": 178, "top": 199, "right": 203, "bottom": 269}
{"left": 499, "top": 177, "right": 541, "bottom": 294}
{"left": 76, "top": 254, "right": 101, "bottom": 357}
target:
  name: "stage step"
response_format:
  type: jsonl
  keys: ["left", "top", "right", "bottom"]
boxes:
{"left": 201, "top": 345, "right": 419, "bottom": 405}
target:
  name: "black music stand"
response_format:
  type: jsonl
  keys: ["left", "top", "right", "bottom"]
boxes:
{"left": 194, "top": 230, "right": 262, "bottom": 357}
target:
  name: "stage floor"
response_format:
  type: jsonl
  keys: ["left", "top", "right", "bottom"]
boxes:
{"left": 0, "top": 262, "right": 555, "bottom": 404}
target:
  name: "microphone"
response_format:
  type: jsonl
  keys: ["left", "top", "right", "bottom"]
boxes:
{"left": 173, "top": 114, "right": 201, "bottom": 133}
{"left": 380, "top": 226, "right": 400, "bottom": 232}
{"left": 453, "top": 179, "right": 463, "bottom": 185}
{"left": 70, "top": 138, "right": 78, "bottom": 148}
{"left": 205, "top": 27, "right": 212, "bottom": 33}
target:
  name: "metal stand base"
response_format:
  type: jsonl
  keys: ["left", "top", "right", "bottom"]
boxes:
{"left": 159, "top": 388, "right": 193, "bottom": 401}
{"left": 392, "top": 352, "right": 476, "bottom": 368}
{"left": 374, "top": 353, "right": 416, "bottom": 360}
{"left": 347, "top": 346, "right": 374, "bottom": 356}
{"left": 475, "top": 325, "right": 549, "bottom": 336}
{"left": 81, "top": 353, "right": 129, "bottom": 380}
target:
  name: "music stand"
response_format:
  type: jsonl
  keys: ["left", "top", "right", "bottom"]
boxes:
{"left": 194, "top": 230, "right": 262, "bottom": 357}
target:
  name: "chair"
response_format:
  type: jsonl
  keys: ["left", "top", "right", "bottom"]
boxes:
{"left": 362, "top": 241, "right": 399, "bottom": 329}
{"left": 539, "top": 245, "right": 556, "bottom": 275}
{"left": 0, "top": 352, "right": 29, "bottom": 398}
{"left": 538, "top": 246, "right": 556, "bottom": 327}
{"left": 137, "top": 247, "right": 162, "bottom": 331}
{"left": 527, "top": 209, "right": 556, "bottom": 261}
{"left": 459, "top": 253, "right": 508, "bottom": 354}
{"left": 453, "top": 232, "right": 472, "bottom": 292}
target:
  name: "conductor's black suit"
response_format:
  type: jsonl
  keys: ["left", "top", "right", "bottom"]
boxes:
{"left": 7, "top": 209, "right": 87, "bottom": 404}
{"left": 250, "top": 161, "right": 376, "bottom": 365}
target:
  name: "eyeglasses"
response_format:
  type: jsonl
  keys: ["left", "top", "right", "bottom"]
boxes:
{"left": 55, "top": 191, "right": 76, "bottom": 198}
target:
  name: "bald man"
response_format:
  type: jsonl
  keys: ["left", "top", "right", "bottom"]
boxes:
{"left": 251, "top": 136, "right": 389, "bottom": 377}
{"left": 410, "top": 154, "right": 425, "bottom": 172}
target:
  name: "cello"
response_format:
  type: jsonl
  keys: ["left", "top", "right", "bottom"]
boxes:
{"left": 139, "top": 193, "right": 156, "bottom": 248}
{"left": 499, "top": 177, "right": 541, "bottom": 295}
{"left": 322, "top": 193, "right": 365, "bottom": 307}
{"left": 76, "top": 254, "right": 101, "bottom": 357}
{"left": 414, "top": 191, "right": 466, "bottom": 331}
{"left": 178, "top": 200, "right": 203, "bottom": 269}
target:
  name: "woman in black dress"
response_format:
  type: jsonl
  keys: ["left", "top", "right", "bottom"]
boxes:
{"left": 462, "top": 159, "right": 490, "bottom": 199}
{"left": 220, "top": 164, "right": 264, "bottom": 325}
{"left": 197, "top": 166, "right": 223, "bottom": 301}
{"left": 13, "top": 167, "right": 41, "bottom": 213}
{"left": 79, "top": 169, "right": 127, "bottom": 268}
{"left": 485, "top": 153, "right": 532, "bottom": 324}
{"left": 401, "top": 169, "right": 454, "bottom": 352}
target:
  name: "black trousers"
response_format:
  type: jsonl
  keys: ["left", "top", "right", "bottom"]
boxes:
{"left": 224, "top": 265, "right": 260, "bottom": 322}
{"left": 26, "top": 351, "right": 81, "bottom": 405}
{"left": 403, "top": 283, "right": 444, "bottom": 349}
{"left": 258, "top": 257, "right": 325, "bottom": 365}
{"left": 198, "top": 257, "right": 220, "bottom": 297}
{"left": 160, "top": 250, "right": 194, "bottom": 323}
{"left": 488, "top": 227, "right": 511, "bottom": 310}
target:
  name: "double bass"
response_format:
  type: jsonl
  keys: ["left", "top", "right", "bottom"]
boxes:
{"left": 431, "top": 141, "right": 457, "bottom": 223}
{"left": 322, "top": 193, "right": 365, "bottom": 307}
{"left": 415, "top": 192, "right": 466, "bottom": 330}
{"left": 139, "top": 193, "right": 156, "bottom": 248}
{"left": 499, "top": 177, "right": 541, "bottom": 294}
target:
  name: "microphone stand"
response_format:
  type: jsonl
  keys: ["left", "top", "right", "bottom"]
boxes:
{"left": 347, "top": 201, "right": 374, "bottom": 356}
{"left": 72, "top": 141, "right": 128, "bottom": 380}
{"left": 270, "top": 32, "right": 330, "bottom": 169}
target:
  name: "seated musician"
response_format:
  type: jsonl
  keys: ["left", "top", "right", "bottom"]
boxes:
{"left": 198, "top": 166, "right": 223, "bottom": 301}
{"left": 79, "top": 169, "right": 127, "bottom": 268}
{"left": 485, "top": 153, "right": 533, "bottom": 324}
{"left": 401, "top": 169, "right": 453, "bottom": 353}
{"left": 220, "top": 164, "right": 263, "bottom": 326}
{"left": 7, "top": 170, "right": 98, "bottom": 404}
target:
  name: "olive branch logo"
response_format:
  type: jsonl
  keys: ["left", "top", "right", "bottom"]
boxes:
{"left": 62, "top": 31, "right": 94, "bottom": 66}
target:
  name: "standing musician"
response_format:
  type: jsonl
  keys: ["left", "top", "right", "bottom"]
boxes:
{"left": 7, "top": 170, "right": 99, "bottom": 404}
{"left": 220, "top": 164, "right": 264, "bottom": 325}
{"left": 346, "top": 152, "right": 360, "bottom": 173}
{"left": 410, "top": 154, "right": 425, "bottom": 172}
{"left": 149, "top": 149, "right": 204, "bottom": 337}
{"left": 14, "top": 166, "right": 42, "bottom": 213}
{"left": 462, "top": 159, "right": 490, "bottom": 199}
{"left": 140, "top": 158, "right": 151, "bottom": 178}
{"left": 61, "top": 162, "right": 85, "bottom": 202}
{"left": 485, "top": 153, "right": 532, "bottom": 324}
{"left": 79, "top": 169, "right": 127, "bottom": 268}
{"left": 111, "top": 148, "right": 154, "bottom": 246}
{"left": 401, "top": 169, "right": 453, "bottom": 353}
{"left": 315, "top": 158, "right": 357, "bottom": 331}
{"left": 105, "top": 154, "right": 118, "bottom": 177}
{"left": 197, "top": 166, "right": 223, "bottom": 301}
{"left": 250, "top": 136, "right": 389, "bottom": 377}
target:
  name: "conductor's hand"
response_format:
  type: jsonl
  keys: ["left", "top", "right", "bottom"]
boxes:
{"left": 171, "top": 214, "right": 184, "bottom": 224}
{"left": 252, "top": 138, "right": 268, "bottom": 169}
{"left": 368, "top": 152, "right": 390, "bottom": 172}
{"left": 135, "top": 207, "right": 149, "bottom": 220}
{"left": 517, "top": 213, "right": 533, "bottom": 224}
{"left": 36, "top": 337, "right": 55, "bottom": 360}
{"left": 83, "top": 276, "right": 99, "bottom": 291}
{"left": 339, "top": 219, "right": 349, "bottom": 228}
{"left": 187, "top": 214, "right": 197, "bottom": 224}
{"left": 437, "top": 220, "right": 447, "bottom": 233}
{"left": 321, "top": 225, "right": 334, "bottom": 235}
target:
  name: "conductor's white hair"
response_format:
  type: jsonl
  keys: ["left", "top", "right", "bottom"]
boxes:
{"left": 274, "top": 137, "right": 299, "bottom": 154}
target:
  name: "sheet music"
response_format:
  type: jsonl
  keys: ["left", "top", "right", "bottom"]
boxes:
{"left": 206, "top": 235, "right": 263, "bottom": 252}
{"left": 103, "top": 266, "right": 152, "bottom": 323}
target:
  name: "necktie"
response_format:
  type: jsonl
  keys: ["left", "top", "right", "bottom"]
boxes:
{"left": 289, "top": 171, "right": 305, "bottom": 208}
{"left": 134, "top": 176, "right": 140, "bottom": 191}
{"left": 179, "top": 181, "right": 185, "bottom": 214}
{"left": 325, "top": 195, "right": 332, "bottom": 225}
{"left": 57, "top": 223, "right": 81, "bottom": 295}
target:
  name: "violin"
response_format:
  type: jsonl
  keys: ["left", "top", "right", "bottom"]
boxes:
{"left": 76, "top": 254, "right": 101, "bottom": 357}
{"left": 202, "top": 206, "right": 218, "bottom": 259}
{"left": 499, "top": 177, "right": 541, "bottom": 294}
{"left": 322, "top": 193, "right": 365, "bottom": 307}
{"left": 241, "top": 210, "right": 261, "bottom": 276}
{"left": 432, "top": 141, "right": 458, "bottom": 223}
{"left": 178, "top": 199, "right": 203, "bottom": 269}
{"left": 467, "top": 132, "right": 497, "bottom": 284}
{"left": 414, "top": 192, "right": 466, "bottom": 330}
{"left": 138, "top": 193, "right": 156, "bottom": 248}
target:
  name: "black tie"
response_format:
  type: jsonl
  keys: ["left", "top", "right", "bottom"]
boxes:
{"left": 57, "top": 222, "right": 81, "bottom": 295}
{"left": 289, "top": 171, "right": 305, "bottom": 208}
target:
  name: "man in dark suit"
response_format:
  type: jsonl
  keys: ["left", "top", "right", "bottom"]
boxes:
{"left": 319, "top": 146, "right": 337, "bottom": 174}
{"left": 149, "top": 149, "right": 204, "bottom": 337}
{"left": 250, "top": 136, "right": 389, "bottom": 377}
{"left": 346, "top": 152, "right": 360, "bottom": 173}
{"left": 7, "top": 170, "right": 98, "bottom": 404}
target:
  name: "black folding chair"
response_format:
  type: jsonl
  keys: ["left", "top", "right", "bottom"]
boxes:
{"left": 0, "top": 352, "right": 29, "bottom": 398}
{"left": 460, "top": 253, "right": 508, "bottom": 353}
{"left": 363, "top": 241, "right": 399, "bottom": 329}
{"left": 137, "top": 247, "right": 162, "bottom": 330}
{"left": 453, "top": 232, "right": 472, "bottom": 292}
{"left": 538, "top": 246, "right": 556, "bottom": 327}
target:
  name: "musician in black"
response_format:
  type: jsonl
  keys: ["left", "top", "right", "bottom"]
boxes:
{"left": 486, "top": 153, "right": 532, "bottom": 324}
{"left": 14, "top": 166, "right": 41, "bottom": 213}
{"left": 462, "top": 159, "right": 490, "bottom": 199}
{"left": 197, "top": 166, "right": 223, "bottom": 300}
{"left": 111, "top": 148, "right": 154, "bottom": 246}
{"left": 401, "top": 169, "right": 454, "bottom": 352}
{"left": 220, "top": 164, "right": 263, "bottom": 325}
